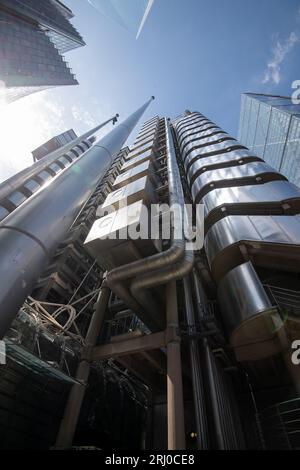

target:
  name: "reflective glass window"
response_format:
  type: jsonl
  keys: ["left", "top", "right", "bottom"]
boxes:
{"left": 280, "top": 116, "right": 300, "bottom": 187}
{"left": 37, "top": 170, "right": 52, "bottom": 182}
{"left": 0, "top": 205, "right": 9, "bottom": 221}
{"left": 24, "top": 179, "right": 40, "bottom": 193}
{"left": 263, "top": 109, "right": 291, "bottom": 170}
{"left": 8, "top": 191, "right": 27, "bottom": 206}
{"left": 49, "top": 162, "right": 62, "bottom": 174}
{"left": 252, "top": 103, "right": 271, "bottom": 157}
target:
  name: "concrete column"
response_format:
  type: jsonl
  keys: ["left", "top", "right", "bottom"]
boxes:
{"left": 55, "top": 281, "right": 110, "bottom": 449}
{"left": 166, "top": 280, "right": 186, "bottom": 450}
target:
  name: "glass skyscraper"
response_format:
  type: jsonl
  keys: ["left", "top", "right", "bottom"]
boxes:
{"left": 87, "top": 0, "right": 154, "bottom": 38}
{"left": 238, "top": 93, "right": 300, "bottom": 187}
{"left": 0, "top": 0, "right": 85, "bottom": 104}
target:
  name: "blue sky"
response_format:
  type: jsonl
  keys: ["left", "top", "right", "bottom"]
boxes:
{"left": 0, "top": 0, "right": 300, "bottom": 182}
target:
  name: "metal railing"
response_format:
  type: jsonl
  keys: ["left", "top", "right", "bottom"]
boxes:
{"left": 258, "top": 398, "right": 300, "bottom": 450}
{"left": 264, "top": 284, "right": 300, "bottom": 318}
{"left": 101, "top": 311, "right": 149, "bottom": 343}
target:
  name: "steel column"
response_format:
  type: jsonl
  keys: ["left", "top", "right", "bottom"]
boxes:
{"left": 166, "top": 280, "right": 186, "bottom": 450}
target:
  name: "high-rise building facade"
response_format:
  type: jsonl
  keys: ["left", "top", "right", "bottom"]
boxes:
{"left": 0, "top": 130, "right": 96, "bottom": 221}
{"left": 238, "top": 93, "right": 300, "bottom": 187}
{"left": 1, "top": 100, "right": 300, "bottom": 451}
{"left": 32, "top": 129, "right": 77, "bottom": 161}
{"left": 0, "top": 0, "right": 85, "bottom": 103}
{"left": 87, "top": 0, "right": 154, "bottom": 38}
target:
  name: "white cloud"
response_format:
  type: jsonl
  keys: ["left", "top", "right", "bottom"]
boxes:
{"left": 262, "top": 31, "right": 299, "bottom": 85}
{"left": 71, "top": 104, "right": 98, "bottom": 128}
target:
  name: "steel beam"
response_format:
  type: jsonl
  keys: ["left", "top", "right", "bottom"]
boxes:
{"left": 92, "top": 331, "right": 166, "bottom": 361}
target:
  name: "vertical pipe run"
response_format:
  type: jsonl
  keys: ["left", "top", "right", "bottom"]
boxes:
{"left": 203, "top": 339, "right": 226, "bottom": 450}
{"left": 166, "top": 280, "right": 186, "bottom": 450}
{"left": 192, "top": 271, "right": 226, "bottom": 449}
{"left": 55, "top": 281, "right": 111, "bottom": 449}
{"left": 183, "top": 277, "right": 209, "bottom": 450}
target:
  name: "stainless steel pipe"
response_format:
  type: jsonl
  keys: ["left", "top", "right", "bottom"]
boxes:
{"left": 183, "top": 276, "right": 209, "bottom": 450}
{"left": 0, "top": 115, "right": 119, "bottom": 199}
{"left": 0, "top": 97, "right": 154, "bottom": 337}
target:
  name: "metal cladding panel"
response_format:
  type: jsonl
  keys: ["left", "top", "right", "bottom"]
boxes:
{"left": 85, "top": 200, "right": 160, "bottom": 270}
{"left": 184, "top": 142, "right": 247, "bottom": 170}
{"left": 178, "top": 119, "right": 213, "bottom": 133}
{"left": 85, "top": 200, "right": 147, "bottom": 248}
{"left": 175, "top": 116, "right": 207, "bottom": 132}
{"left": 121, "top": 148, "right": 154, "bottom": 172}
{"left": 180, "top": 127, "right": 223, "bottom": 149}
{"left": 182, "top": 133, "right": 231, "bottom": 157}
{"left": 217, "top": 262, "right": 282, "bottom": 361}
{"left": 128, "top": 140, "right": 155, "bottom": 159}
{"left": 136, "top": 123, "right": 158, "bottom": 140}
{"left": 183, "top": 137, "right": 237, "bottom": 162}
{"left": 142, "top": 116, "right": 159, "bottom": 127}
{"left": 97, "top": 175, "right": 156, "bottom": 216}
{"left": 178, "top": 122, "right": 216, "bottom": 142}
{"left": 203, "top": 180, "right": 300, "bottom": 213}
{"left": 177, "top": 119, "right": 211, "bottom": 139}
{"left": 173, "top": 112, "right": 201, "bottom": 127}
{"left": 187, "top": 150, "right": 262, "bottom": 184}
{"left": 204, "top": 214, "right": 300, "bottom": 281}
{"left": 113, "top": 160, "right": 155, "bottom": 189}
{"left": 138, "top": 117, "right": 159, "bottom": 130}
{"left": 135, "top": 129, "right": 156, "bottom": 145}
{"left": 191, "top": 161, "right": 284, "bottom": 202}
{"left": 177, "top": 118, "right": 210, "bottom": 135}
{"left": 202, "top": 180, "right": 300, "bottom": 228}
{"left": 175, "top": 115, "right": 203, "bottom": 129}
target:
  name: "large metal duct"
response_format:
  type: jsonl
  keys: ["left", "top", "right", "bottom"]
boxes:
{"left": 218, "top": 261, "right": 283, "bottom": 362}
{"left": 0, "top": 97, "right": 154, "bottom": 337}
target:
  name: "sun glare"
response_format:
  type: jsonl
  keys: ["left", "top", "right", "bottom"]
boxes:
{"left": 0, "top": 92, "right": 66, "bottom": 183}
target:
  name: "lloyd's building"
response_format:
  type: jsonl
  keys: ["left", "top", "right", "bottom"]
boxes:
{"left": 0, "top": 97, "right": 300, "bottom": 450}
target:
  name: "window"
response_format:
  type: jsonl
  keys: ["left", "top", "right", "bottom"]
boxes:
{"left": 8, "top": 191, "right": 27, "bottom": 207}
{"left": 280, "top": 116, "right": 300, "bottom": 186}
{"left": 24, "top": 179, "right": 40, "bottom": 193}
{"left": 37, "top": 170, "right": 52, "bottom": 182}
{"left": 0, "top": 205, "right": 9, "bottom": 221}
{"left": 58, "top": 155, "right": 71, "bottom": 167}
{"left": 264, "top": 109, "right": 291, "bottom": 170}
{"left": 48, "top": 162, "right": 62, "bottom": 174}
